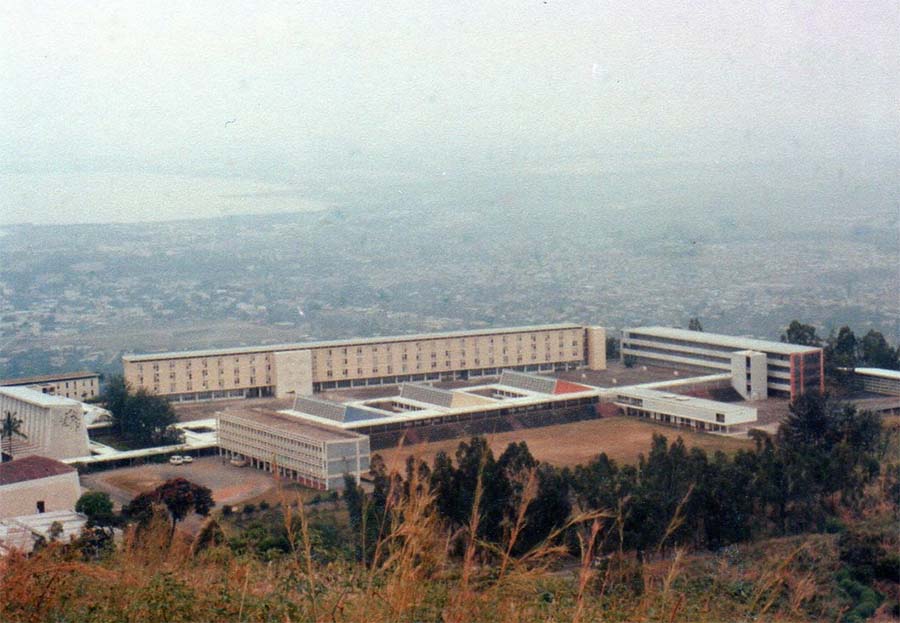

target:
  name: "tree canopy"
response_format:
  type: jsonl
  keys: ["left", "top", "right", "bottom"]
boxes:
{"left": 124, "top": 477, "right": 215, "bottom": 541}
{"left": 781, "top": 320, "right": 822, "bottom": 346}
{"left": 101, "top": 376, "right": 183, "bottom": 447}
{"left": 352, "top": 393, "right": 886, "bottom": 560}
{"left": 76, "top": 491, "right": 117, "bottom": 527}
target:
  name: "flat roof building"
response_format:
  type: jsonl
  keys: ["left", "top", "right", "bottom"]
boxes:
{"left": 0, "top": 510, "right": 88, "bottom": 555}
{"left": 0, "top": 387, "right": 91, "bottom": 461}
{"left": 621, "top": 327, "right": 824, "bottom": 400}
{"left": 612, "top": 387, "right": 758, "bottom": 434}
{"left": 852, "top": 368, "right": 900, "bottom": 397}
{"left": 0, "top": 371, "right": 100, "bottom": 401}
{"left": 216, "top": 408, "right": 370, "bottom": 491}
{"left": 280, "top": 370, "right": 601, "bottom": 449}
{"left": 124, "top": 324, "right": 607, "bottom": 403}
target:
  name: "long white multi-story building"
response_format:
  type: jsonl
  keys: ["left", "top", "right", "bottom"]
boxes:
{"left": 620, "top": 327, "right": 824, "bottom": 400}
{"left": 124, "top": 324, "right": 607, "bottom": 402}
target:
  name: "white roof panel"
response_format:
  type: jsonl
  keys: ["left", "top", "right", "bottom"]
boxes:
{"left": 123, "top": 324, "right": 583, "bottom": 362}
{"left": 854, "top": 368, "right": 900, "bottom": 381}
{"left": 624, "top": 326, "right": 821, "bottom": 355}
{"left": 0, "top": 386, "right": 81, "bottom": 408}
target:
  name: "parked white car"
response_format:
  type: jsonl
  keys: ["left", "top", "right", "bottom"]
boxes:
{"left": 169, "top": 455, "right": 184, "bottom": 465}
{"left": 182, "top": 455, "right": 193, "bottom": 464}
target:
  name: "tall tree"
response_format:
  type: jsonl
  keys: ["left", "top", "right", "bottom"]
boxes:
{"left": 124, "top": 477, "right": 215, "bottom": 542}
{"left": 605, "top": 336, "right": 620, "bottom": 359}
{"left": 102, "top": 377, "right": 182, "bottom": 448}
{"left": 859, "top": 330, "right": 899, "bottom": 370}
{"left": 781, "top": 320, "right": 822, "bottom": 346}
{"left": 1, "top": 410, "right": 26, "bottom": 462}
{"left": 828, "top": 326, "right": 859, "bottom": 370}
{"left": 777, "top": 393, "right": 880, "bottom": 528}
{"left": 101, "top": 375, "right": 131, "bottom": 436}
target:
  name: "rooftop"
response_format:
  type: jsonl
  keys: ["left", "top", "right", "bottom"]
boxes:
{"left": 0, "top": 386, "right": 82, "bottom": 408}
{"left": 625, "top": 326, "right": 821, "bottom": 355}
{"left": 0, "top": 455, "right": 77, "bottom": 486}
{"left": 854, "top": 367, "right": 900, "bottom": 381}
{"left": 218, "top": 408, "right": 366, "bottom": 442}
{"left": 0, "top": 371, "right": 99, "bottom": 386}
{"left": 614, "top": 386, "right": 758, "bottom": 414}
{"left": 123, "top": 323, "right": 584, "bottom": 362}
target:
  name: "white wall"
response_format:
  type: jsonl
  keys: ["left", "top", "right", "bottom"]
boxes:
{"left": 0, "top": 472, "right": 81, "bottom": 519}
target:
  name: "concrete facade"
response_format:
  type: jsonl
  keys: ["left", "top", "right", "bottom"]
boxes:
{"left": 853, "top": 368, "right": 900, "bottom": 396}
{"left": 0, "top": 371, "right": 100, "bottom": 401}
{"left": 613, "top": 387, "right": 758, "bottom": 433}
{"left": 730, "top": 350, "right": 768, "bottom": 400}
{"left": 621, "top": 327, "right": 824, "bottom": 400}
{"left": 124, "top": 324, "right": 603, "bottom": 402}
{"left": 585, "top": 326, "right": 607, "bottom": 371}
{"left": 272, "top": 349, "right": 314, "bottom": 397}
{"left": 0, "top": 457, "right": 81, "bottom": 519}
{"left": 216, "top": 408, "right": 370, "bottom": 490}
{"left": 0, "top": 387, "right": 91, "bottom": 461}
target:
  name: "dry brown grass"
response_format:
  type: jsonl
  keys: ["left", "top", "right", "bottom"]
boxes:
{"left": 0, "top": 453, "right": 872, "bottom": 623}
{"left": 378, "top": 416, "right": 754, "bottom": 467}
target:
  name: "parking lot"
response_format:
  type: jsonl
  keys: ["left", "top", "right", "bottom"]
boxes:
{"left": 81, "top": 455, "right": 278, "bottom": 508}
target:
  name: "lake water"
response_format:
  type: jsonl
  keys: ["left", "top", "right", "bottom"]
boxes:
{"left": 0, "top": 172, "right": 327, "bottom": 225}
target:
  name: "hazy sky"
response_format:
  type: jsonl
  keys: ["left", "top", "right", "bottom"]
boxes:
{"left": 2, "top": 1, "right": 897, "bottom": 224}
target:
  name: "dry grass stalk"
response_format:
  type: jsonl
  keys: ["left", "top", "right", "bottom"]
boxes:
{"left": 748, "top": 542, "right": 807, "bottom": 616}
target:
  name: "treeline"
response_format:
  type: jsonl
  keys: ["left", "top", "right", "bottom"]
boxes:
{"left": 345, "top": 393, "right": 896, "bottom": 562}
{"left": 782, "top": 320, "right": 900, "bottom": 371}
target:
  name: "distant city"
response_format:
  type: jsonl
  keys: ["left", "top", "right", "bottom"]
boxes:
{"left": 1, "top": 194, "right": 897, "bottom": 380}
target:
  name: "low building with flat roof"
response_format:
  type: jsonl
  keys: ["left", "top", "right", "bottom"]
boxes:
{"left": 0, "top": 510, "right": 88, "bottom": 555}
{"left": 852, "top": 368, "right": 900, "bottom": 397}
{"left": 612, "top": 387, "right": 758, "bottom": 433}
{"left": 280, "top": 370, "right": 601, "bottom": 449}
{"left": 0, "top": 387, "right": 91, "bottom": 461}
{"left": 621, "top": 327, "right": 824, "bottom": 400}
{"left": 0, "top": 371, "right": 100, "bottom": 401}
{"left": 216, "top": 408, "right": 370, "bottom": 491}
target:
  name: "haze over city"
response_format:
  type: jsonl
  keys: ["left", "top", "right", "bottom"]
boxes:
{"left": 2, "top": 4, "right": 900, "bottom": 623}
{"left": 2, "top": 1, "right": 897, "bottom": 225}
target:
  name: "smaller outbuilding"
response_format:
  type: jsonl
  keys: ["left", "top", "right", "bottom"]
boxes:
{"left": 0, "top": 455, "right": 82, "bottom": 519}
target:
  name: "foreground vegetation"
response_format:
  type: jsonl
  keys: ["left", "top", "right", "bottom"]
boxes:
{"left": 1, "top": 395, "right": 898, "bottom": 622}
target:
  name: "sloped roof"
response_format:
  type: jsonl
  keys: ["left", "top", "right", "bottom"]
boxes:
{"left": 0, "top": 455, "right": 77, "bottom": 485}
